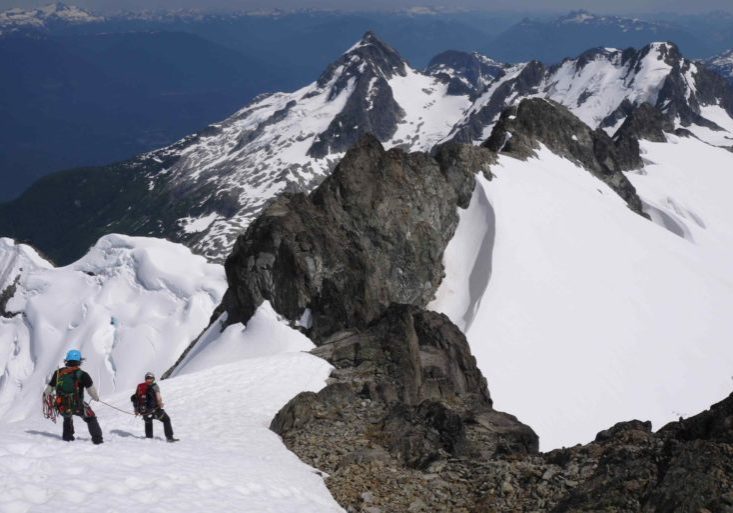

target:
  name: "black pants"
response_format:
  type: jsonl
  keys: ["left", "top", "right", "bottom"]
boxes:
{"left": 62, "top": 403, "right": 103, "bottom": 444}
{"left": 144, "top": 408, "right": 174, "bottom": 439}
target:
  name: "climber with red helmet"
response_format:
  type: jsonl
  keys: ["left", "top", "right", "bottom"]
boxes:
{"left": 131, "top": 371, "right": 178, "bottom": 442}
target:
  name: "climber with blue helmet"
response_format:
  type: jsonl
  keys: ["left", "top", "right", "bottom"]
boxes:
{"left": 43, "top": 348, "right": 104, "bottom": 444}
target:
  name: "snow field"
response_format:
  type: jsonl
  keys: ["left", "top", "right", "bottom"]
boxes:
{"left": 0, "top": 234, "right": 343, "bottom": 512}
{"left": 387, "top": 67, "right": 472, "bottom": 151}
{"left": 431, "top": 143, "right": 733, "bottom": 450}
{"left": 0, "top": 351, "right": 342, "bottom": 513}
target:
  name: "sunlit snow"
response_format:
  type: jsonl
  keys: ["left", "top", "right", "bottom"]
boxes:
{"left": 0, "top": 236, "right": 342, "bottom": 512}
{"left": 431, "top": 142, "right": 733, "bottom": 450}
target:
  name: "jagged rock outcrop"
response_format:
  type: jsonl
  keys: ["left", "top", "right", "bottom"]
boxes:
{"left": 483, "top": 98, "right": 647, "bottom": 216}
{"left": 610, "top": 102, "right": 684, "bottom": 168}
{"left": 272, "top": 388, "right": 733, "bottom": 512}
{"left": 220, "top": 135, "right": 494, "bottom": 340}
{"left": 270, "top": 305, "right": 539, "bottom": 512}
{"left": 543, "top": 393, "right": 733, "bottom": 512}
{"left": 614, "top": 102, "right": 675, "bottom": 144}
{"left": 210, "top": 116, "right": 733, "bottom": 511}
{"left": 426, "top": 50, "right": 508, "bottom": 98}
{"left": 271, "top": 305, "right": 538, "bottom": 455}
{"left": 448, "top": 60, "right": 546, "bottom": 144}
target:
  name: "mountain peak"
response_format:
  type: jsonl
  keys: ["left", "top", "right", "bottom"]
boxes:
{"left": 316, "top": 31, "right": 407, "bottom": 91}
{"left": 558, "top": 10, "right": 597, "bottom": 24}
{"left": 357, "top": 30, "right": 380, "bottom": 46}
{"left": 641, "top": 41, "right": 682, "bottom": 65}
{"left": 341, "top": 30, "right": 407, "bottom": 74}
{"left": 309, "top": 32, "right": 407, "bottom": 157}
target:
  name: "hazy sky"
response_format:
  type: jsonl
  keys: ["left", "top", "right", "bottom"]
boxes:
{"left": 3, "top": 0, "right": 733, "bottom": 14}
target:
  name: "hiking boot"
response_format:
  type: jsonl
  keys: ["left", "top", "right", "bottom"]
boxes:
{"left": 62, "top": 436, "right": 75, "bottom": 442}
{"left": 92, "top": 439, "right": 103, "bottom": 445}
{"left": 166, "top": 437, "right": 179, "bottom": 443}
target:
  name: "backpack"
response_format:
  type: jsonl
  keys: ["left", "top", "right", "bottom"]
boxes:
{"left": 55, "top": 367, "right": 82, "bottom": 414}
{"left": 131, "top": 382, "right": 157, "bottom": 414}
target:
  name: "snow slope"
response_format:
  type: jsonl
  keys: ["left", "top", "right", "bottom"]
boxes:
{"left": 431, "top": 138, "right": 733, "bottom": 450}
{"left": 0, "top": 347, "right": 341, "bottom": 513}
{"left": 0, "top": 234, "right": 226, "bottom": 421}
{"left": 0, "top": 236, "right": 342, "bottom": 512}
{"left": 545, "top": 44, "right": 673, "bottom": 128}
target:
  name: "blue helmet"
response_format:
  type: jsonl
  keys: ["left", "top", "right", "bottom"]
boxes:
{"left": 65, "top": 349, "right": 82, "bottom": 362}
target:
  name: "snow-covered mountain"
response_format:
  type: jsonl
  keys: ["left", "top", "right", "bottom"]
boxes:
{"left": 0, "top": 2, "right": 101, "bottom": 34}
{"left": 3, "top": 33, "right": 732, "bottom": 268}
{"left": 557, "top": 10, "right": 671, "bottom": 32}
{"left": 706, "top": 49, "right": 733, "bottom": 85}
{"left": 448, "top": 42, "right": 733, "bottom": 144}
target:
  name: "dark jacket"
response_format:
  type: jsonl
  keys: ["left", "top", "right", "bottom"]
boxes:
{"left": 46, "top": 366, "right": 99, "bottom": 401}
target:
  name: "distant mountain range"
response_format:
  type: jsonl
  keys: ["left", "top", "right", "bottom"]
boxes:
{"left": 483, "top": 10, "right": 713, "bottom": 62}
{"left": 0, "top": 4, "right": 519, "bottom": 201}
{"left": 2, "top": 3, "right": 733, "bottom": 202}
{"left": 0, "top": 2, "right": 101, "bottom": 34}
{"left": 706, "top": 49, "right": 733, "bottom": 84}
{"left": 2, "top": 32, "right": 731, "bottom": 267}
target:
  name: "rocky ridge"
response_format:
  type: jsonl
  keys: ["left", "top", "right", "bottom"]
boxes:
{"left": 219, "top": 135, "right": 493, "bottom": 339}
{"left": 206, "top": 111, "right": 733, "bottom": 511}
{"left": 483, "top": 98, "right": 646, "bottom": 216}
{"left": 219, "top": 135, "right": 539, "bottom": 511}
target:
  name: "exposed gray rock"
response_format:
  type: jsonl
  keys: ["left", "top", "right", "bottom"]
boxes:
{"left": 308, "top": 32, "right": 407, "bottom": 158}
{"left": 448, "top": 60, "right": 546, "bottom": 144}
{"left": 425, "top": 50, "right": 507, "bottom": 98}
{"left": 483, "top": 98, "right": 647, "bottom": 216}
{"left": 657, "top": 45, "right": 733, "bottom": 129}
{"left": 221, "top": 134, "right": 491, "bottom": 341}
{"left": 271, "top": 304, "right": 539, "bottom": 511}
{"left": 0, "top": 276, "right": 19, "bottom": 318}
{"left": 431, "top": 142, "right": 496, "bottom": 207}
{"left": 548, "top": 393, "right": 733, "bottom": 512}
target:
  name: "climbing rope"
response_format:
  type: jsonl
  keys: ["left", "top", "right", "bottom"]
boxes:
{"left": 97, "top": 400, "right": 137, "bottom": 416}
{"left": 42, "top": 394, "right": 58, "bottom": 423}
